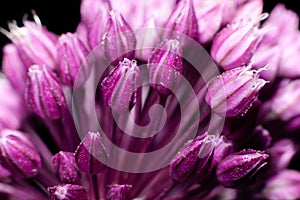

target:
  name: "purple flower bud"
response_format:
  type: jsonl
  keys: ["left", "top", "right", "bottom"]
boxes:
{"left": 220, "top": 0, "right": 237, "bottom": 26}
{"left": 52, "top": 151, "right": 81, "bottom": 184}
{"left": 211, "top": 20, "right": 262, "bottom": 70}
{"left": 170, "top": 133, "right": 215, "bottom": 183}
{"left": 264, "top": 79, "right": 300, "bottom": 122}
{"left": 148, "top": 39, "right": 183, "bottom": 95}
{"left": 267, "top": 139, "right": 296, "bottom": 173}
{"left": 263, "top": 170, "right": 300, "bottom": 200}
{"left": 2, "top": 44, "right": 27, "bottom": 93}
{"left": 0, "top": 77, "right": 24, "bottom": 131}
{"left": 210, "top": 136, "right": 233, "bottom": 172}
{"left": 76, "top": 23, "right": 90, "bottom": 50}
{"left": 251, "top": 44, "right": 280, "bottom": 81}
{"left": 88, "top": 9, "right": 110, "bottom": 49}
{"left": 25, "top": 65, "right": 67, "bottom": 119}
{"left": 249, "top": 126, "right": 272, "bottom": 150}
{"left": 80, "top": 0, "right": 111, "bottom": 28}
{"left": 101, "top": 11, "right": 136, "bottom": 65}
{"left": 262, "top": 4, "right": 299, "bottom": 46}
{"left": 48, "top": 184, "right": 88, "bottom": 200}
{"left": 75, "top": 132, "right": 108, "bottom": 174}
{"left": 0, "top": 129, "right": 42, "bottom": 178}
{"left": 277, "top": 33, "right": 300, "bottom": 78}
{"left": 164, "top": 0, "right": 198, "bottom": 43}
{"left": 101, "top": 58, "right": 141, "bottom": 113}
{"left": 205, "top": 66, "right": 266, "bottom": 117}
{"left": 1, "top": 17, "right": 58, "bottom": 69}
{"left": 194, "top": 2, "right": 222, "bottom": 45}
{"left": 106, "top": 184, "right": 132, "bottom": 200}
{"left": 216, "top": 149, "right": 269, "bottom": 188}
{"left": 193, "top": 0, "right": 235, "bottom": 44}
{"left": 109, "top": 0, "right": 176, "bottom": 29}
{"left": 231, "top": 0, "right": 263, "bottom": 24}
{"left": 57, "top": 33, "right": 90, "bottom": 87}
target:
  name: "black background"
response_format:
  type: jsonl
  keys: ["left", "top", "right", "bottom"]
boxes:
{"left": 0, "top": 0, "right": 299, "bottom": 61}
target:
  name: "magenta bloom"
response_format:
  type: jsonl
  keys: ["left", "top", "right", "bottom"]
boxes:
{"left": 0, "top": 1, "right": 300, "bottom": 200}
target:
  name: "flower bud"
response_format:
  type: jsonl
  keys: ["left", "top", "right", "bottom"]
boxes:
{"left": 88, "top": 10, "right": 110, "bottom": 49}
{"left": 267, "top": 139, "right": 296, "bottom": 173}
{"left": 75, "top": 23, "right": 90, "bottom": 50}
{"left": 216, "top": 149, "right": 269, "bottom": 188}
{"left": 211, "top": 20, "right": 262, "bottom": 70}
{"left": 231, "top": 0, "right": 263, "bottom": 24}
{"left": 262, "top": 4, "right": 299, "bottom": 46}
{"left": 0, "top": 129, "right": 41, "bottom": 178}
{"left": 219, "top": 0, "right": 237, "bottom": 26}
{"left": 205, "top": 66, "right": 266, "bottom": 117}
{"left": 193, "top": 0, "right": 237, "bottom": 41}
{"left": 251, "top": 44, "right": 280, "bottom": 81}
{"left": 164, "top": 0, "right": 198, "bottom": 43}
{"left": 101, "top": 11, "right": 136, "bottom": 65}
{"left": 193, "top": 0, "right": 225, "bottom": 44}
{"left": 264, "top": 79, "right": 300, "bottom": 122}
{"left": 48, "top": 184, "right": 88, "bottom": 200}
{"left": 25, "top": 65, "right": 67, "bottom": 119}
{"left": 148, "top": 39, "right": 183, "bottom": 95}
{"left": 2, "top": 44, "right": 27, "bottom": 93}
{"left": 263, "top": 170, "right": 300, "bottom": 200}
{"left": 278, "top": 33, "right": 300, "bottom": 78}
{"left": 106, "top": 184, "right": 132, "bottom": 200}
{"left": 75, "top": 132, "right": 108, "bottom": 174}
{"left": 0, "top": 77, "right": 24, "bottom": 131}
{"left": 57, "top": 33, "right": 90, "bottom": 87}
{"left": 109, "top": 0, "right": 176, "bottom": 29}
{"left": 52, "top": 151, "right": 81, "bottom": 184}
{"left": 80, "top": 0, "right": 111, "bottom": 28}
{"left": 210, "top": 136, "right": 233, "bottom": 172}
{"left": 248, "top": 126, "right": 272, "bottom": 150}
{"left": 1, "top": 17, "right": 58, "bottom": 69}
{"left": 101, "top": 58, "right": 141, "bottom": 113}
{"left": 170, "top": 133, "right": 215, "bottom": 183}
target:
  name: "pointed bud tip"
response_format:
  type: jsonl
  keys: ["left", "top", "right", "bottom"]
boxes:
{"left": 101, "top": 58, "right": 141, "bottom": 113}
{"left": 75, "top": 132, "right": 108, "bottom": 174}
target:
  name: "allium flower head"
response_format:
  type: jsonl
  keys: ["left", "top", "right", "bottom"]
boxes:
{"left": 0, "top": 1, "right": 300, "bottom": 200}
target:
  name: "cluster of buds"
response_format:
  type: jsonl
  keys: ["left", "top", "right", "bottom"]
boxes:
{"left": 0, "top": 1, "right": 300, "bottom": 200}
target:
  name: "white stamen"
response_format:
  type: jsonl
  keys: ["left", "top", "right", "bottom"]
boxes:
{"left": 259, "top": 13, "right": 269, "bottom": 21}
{"left": 31, "top": 10, "right": 42, "bottom": 28}
{"left": 22, "top": 13, "right": 28, "bottom": 24}
{"left": 0, "top": 27, "right": 12, "bottom": 39}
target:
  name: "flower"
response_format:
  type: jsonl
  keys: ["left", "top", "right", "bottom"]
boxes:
{"left": 216, "top": 149, "right": 269, "bottom": 188}
{"left": 0, "top": 1, "right": 300, "bottom": 200}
